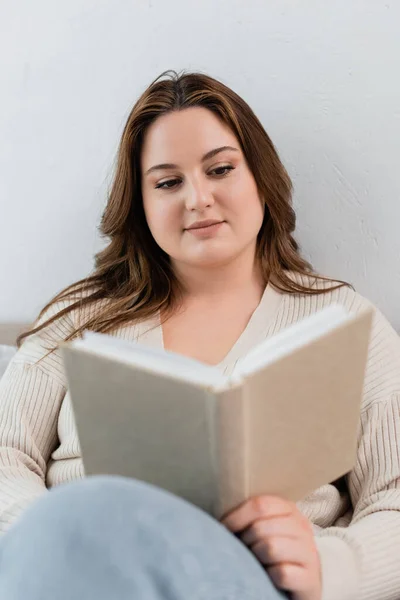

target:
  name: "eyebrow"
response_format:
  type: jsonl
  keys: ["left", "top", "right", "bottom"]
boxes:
{"left": 144, "top": 145, "right": 239, "bottom": 176}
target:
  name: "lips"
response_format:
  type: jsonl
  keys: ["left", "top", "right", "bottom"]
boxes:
{"left": 186, "top": 220, "right": 224, "bottom": 230}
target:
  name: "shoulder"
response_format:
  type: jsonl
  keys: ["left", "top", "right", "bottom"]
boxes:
{"left": 282, "top": 270, "right": 381, "bottom": 315}
{"left": 12, "top": 296, "right": 78, "bottom": 382}
{"left": 282, "top": 270, "right": 399, "bottom": 341}
{"left": 13, "top": 286, "right": 102, "bottom": 377}
{"left": 281, "top": 271, "right": 400, "bottom": 409}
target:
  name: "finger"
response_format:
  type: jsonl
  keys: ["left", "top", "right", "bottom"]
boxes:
{"left": 221, "top": 496, "right": 295, "bottom": 533}
{"left": 251, "top": 537, "right": 310, "bottom": 567}
{"left": 241, "top": 516, "right": 299, "bottom": 546}
{"left": 267, "top": 563, "right": 310, "bottom": 597}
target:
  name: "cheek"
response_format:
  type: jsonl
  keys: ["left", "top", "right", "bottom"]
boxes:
{"left": 145, "top": 199, "right": 181, "bottom": 239}
{"left": 226, "top": 178, "right": 264, "bottom": 222}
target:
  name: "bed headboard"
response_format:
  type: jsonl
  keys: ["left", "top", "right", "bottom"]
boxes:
{"left": 0, "top": 323, "right": 29, "bottom": 346}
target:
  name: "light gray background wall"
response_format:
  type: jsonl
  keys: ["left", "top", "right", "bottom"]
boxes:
{"left": 0, "top": 1, "right": 399, "bottom": 329}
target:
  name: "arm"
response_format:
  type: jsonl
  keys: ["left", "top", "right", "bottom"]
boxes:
{"left": 223, "top": 299, "right": 400, "bottom": 600}
{"left": 315, "top": 303, "right": 400, "bottom": 600}
{"left": 0, "top": 301, "right": 74, "bottom": 534}
{"left": 315, "top": 395, "right": 400, "bottom": 600}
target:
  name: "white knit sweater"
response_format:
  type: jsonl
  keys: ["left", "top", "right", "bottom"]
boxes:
{"left": 1, "top": 274, "right": 400, "bottom": 600}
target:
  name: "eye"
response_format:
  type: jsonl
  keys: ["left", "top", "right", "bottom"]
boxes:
{"left": 209, "top": 165, "right": 235, "bottom": 177}
{"left": 155, "top": 178, "right": 182, "bottom": 190}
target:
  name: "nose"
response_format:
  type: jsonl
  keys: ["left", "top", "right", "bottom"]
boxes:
{"left": 185, "top": 178, "right": 214, "bottom": 212}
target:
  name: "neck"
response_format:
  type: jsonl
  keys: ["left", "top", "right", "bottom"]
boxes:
{"left": 171, "top": 250, "right": 266, "bottom": 302}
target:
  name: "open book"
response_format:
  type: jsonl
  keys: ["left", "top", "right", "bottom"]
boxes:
{"left": 62, "top": 304, "right": 372, "bottom": 518}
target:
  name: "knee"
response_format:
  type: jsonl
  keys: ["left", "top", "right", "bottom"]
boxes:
{"left": 7, "top": 475, "right": 220, "bottom": 546}
{"left": 2, "top": 475, "right": 239, "bottom": 579}
{"left": 10, "top": 476, "right": 176, "bottom": 537}
{"left": 0, "top": 477, "right": 275, "bottom": 600}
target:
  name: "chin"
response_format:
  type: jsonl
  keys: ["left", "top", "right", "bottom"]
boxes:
{"left": 186, "top": 248, "right": 238, "bottom": 268}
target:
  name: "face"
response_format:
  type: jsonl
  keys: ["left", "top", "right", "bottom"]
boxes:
{"left": 141, "top": 107, "right": 265, "bottom": 272}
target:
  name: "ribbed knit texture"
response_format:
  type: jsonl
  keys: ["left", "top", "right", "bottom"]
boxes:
{"left": 1, "top": 273, "right": 399, "bottom": 600}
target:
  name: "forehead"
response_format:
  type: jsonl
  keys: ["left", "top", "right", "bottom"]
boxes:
{"left": 141, "top": 107, "right": 239, "bottom": 168}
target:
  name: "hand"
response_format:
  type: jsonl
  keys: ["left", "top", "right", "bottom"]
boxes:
{"left": 221, "top": 496, "right": 322, "bottom": 600}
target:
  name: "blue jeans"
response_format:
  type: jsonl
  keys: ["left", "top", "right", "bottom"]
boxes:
{"left": 0, "top": 476, "right": 286, "bottom": 599}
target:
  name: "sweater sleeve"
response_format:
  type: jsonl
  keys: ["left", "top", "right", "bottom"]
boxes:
{"left": 315, "top": 301, "right": 400, "bottom": 600}
{"left": 0, "top": 300, "right": 75, "bottom": 534}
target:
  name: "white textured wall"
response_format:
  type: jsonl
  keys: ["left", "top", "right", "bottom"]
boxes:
{"left": 0, "top": 1, "right": 399, "bottom": 330}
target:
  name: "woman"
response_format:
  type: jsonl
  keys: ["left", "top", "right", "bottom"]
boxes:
{"left": 0, "top": 71, "right": 399, "bottom": 600}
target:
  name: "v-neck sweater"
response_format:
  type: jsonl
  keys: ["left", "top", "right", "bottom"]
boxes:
{"left": 156, "top": 282, "right": 284, "bottom": 375}
{"left": 1, "top": 273, "right": 400, "bottom": 600}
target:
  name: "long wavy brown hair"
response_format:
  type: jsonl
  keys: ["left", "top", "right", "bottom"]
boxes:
{"left": 17, "top": 70, "right": 348, "bottom": 349}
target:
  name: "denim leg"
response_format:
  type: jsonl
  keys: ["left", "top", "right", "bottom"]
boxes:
{"left": 0, "top": 476, "right": 286, "bottom": 600}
